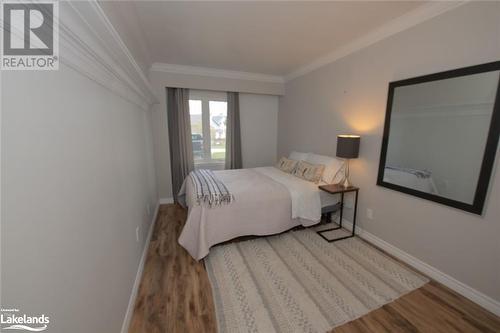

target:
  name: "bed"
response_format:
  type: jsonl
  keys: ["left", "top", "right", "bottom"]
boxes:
{"left": 178, "top": 162, "right": 341, "bottom": 260}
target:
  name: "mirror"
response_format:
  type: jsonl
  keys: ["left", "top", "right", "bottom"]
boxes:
{"left": 377, "top": 62, "right": 500, "bottom": 215}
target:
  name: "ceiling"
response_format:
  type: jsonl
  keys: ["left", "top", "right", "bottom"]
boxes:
{"left": 100, "top": 1, "right": 427, "bottom": 77}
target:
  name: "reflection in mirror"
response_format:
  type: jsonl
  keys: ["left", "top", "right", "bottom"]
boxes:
{"left": 382, "top": 68, "right": 499, "bottom": 206}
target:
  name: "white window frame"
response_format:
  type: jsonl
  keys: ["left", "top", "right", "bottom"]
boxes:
{"left": 189, "top": 90, "right": 227, "bottom": 169}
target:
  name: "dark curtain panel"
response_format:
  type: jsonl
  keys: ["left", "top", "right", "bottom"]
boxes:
{"left": 225, "top": 92, "right": 243, "bottom": 169}
{"left": 167, "top": 87, "right": 194, "bottom": 202}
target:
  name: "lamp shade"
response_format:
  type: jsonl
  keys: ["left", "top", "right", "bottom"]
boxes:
{"left": 336, "top": 135, "right": 360, "bottom": 158}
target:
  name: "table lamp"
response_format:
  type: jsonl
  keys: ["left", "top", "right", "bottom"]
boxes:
{"left": 336, "top": 135, "right": 360, "bottom": 187}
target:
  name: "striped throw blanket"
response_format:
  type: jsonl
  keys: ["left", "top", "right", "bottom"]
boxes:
{"left": 189, "top": 169, "right": 234, "bottom": 207}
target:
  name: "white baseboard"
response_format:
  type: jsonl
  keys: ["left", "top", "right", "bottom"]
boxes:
{"left": 159, "top": 197, "right": 174, "bottom": 204}
{"left": 120, "top": 201, "right": 160, "bottom": 333}
{"left": 339, "top": 218, "right": 500, "bottom": 316}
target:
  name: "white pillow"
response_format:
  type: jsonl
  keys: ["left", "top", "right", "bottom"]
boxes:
{"left": 289, "top": 151, "right": 309, "bottom": 162}
{"left": 306, "top": 153, "right": 344, "bottom": 184}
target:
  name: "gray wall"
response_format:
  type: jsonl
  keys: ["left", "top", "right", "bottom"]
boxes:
{"left": 148, "top": 69, "right": 284, "bottom": 96}
{"left": 2, "top": 64, "right": 157, "bottom": 332}
{"left": 240, "top": 93, "right": 279, "bottom": 168}
{"left": 387, "top": 112, "right": 491, "bottom": 203}
{"left": 98, "top": 0, "right": 152, "bottom": 75}
{"left": 278, "top": 1, "right": 500, "bottom": 301}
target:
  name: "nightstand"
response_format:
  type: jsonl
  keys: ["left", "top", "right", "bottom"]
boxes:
{"left": 317, "top": 184, "right": 359, "bottom": 242}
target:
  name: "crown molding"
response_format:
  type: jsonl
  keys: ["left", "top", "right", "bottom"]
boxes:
{"left": 150, "top": 62, "right": 285, "bottom": 84}
{"left": 58, "top": 1, "right": 158, "bottom": 110}
{"left": 285, "top": 1, "right": 469, "bottom": 82}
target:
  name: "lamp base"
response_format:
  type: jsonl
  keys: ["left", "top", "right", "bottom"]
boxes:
{"left": 338, "top": 159, "right": 353, "bottom": 188}
{"left": 342, "top": 177, "right": 352, "bottom": 188}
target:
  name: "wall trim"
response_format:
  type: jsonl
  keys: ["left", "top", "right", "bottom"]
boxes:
{"left": 151, "top": 62, "right": 285, "bottom": 84}
{"left": 338, "top": 218, "right": 500, "bottom": 316}
{"left": 159, "top": 197, "right": 174, "bottom": 204}
{"left": 58, "top": 1, "right": 158, "bottom": 110}
{"left": 120, "top": 201, "right": 160, "bottom": 333}
{"left": 285, "top": 1, "right": 468, "bottom": 81}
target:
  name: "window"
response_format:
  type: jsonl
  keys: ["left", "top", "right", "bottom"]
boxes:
{"left": 189, "top": 90, "right": 227, "bottom": 169}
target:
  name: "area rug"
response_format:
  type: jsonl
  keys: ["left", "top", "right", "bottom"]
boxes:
{"left": 204, "top": 228, "right": 428, "bottom": 333}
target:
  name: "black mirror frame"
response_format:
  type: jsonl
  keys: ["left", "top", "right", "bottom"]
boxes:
{"left": 377, "top": 61, "right": 500, "bottom": 215}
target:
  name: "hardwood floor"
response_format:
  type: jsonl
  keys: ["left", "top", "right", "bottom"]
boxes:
{"left": 129, "top": 204, "right": 500, "bottom": 333}
{"left": 129, "top": 204, "right": 216, "bottom": 333}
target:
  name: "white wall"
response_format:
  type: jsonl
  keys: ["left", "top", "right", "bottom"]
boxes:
{"left": 1, "top": 64, "right": 157, "bottom": 332}
{"left": 149, "top": 70, "right": 279, "bottom": 199}
{"left": 278, "top": 1, "right": 500, "bottom": 304}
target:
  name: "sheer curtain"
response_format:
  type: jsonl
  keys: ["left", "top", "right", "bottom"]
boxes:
{"left": 166, "top": 87, "right": 194, "bottom": 202}
{"left": 225, "top": 92, "right": 243, "bottom": 169}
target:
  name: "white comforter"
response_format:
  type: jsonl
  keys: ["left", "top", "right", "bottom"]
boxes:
{"left": 178, "top": 166, "right": 323, "bottom": 260}
{"left": 254, "top": 167, "right": 322, "bottom": 222}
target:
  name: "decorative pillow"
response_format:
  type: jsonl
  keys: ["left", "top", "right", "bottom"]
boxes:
{"left": 293, "top": 160, "right": 325, "bottom": 183}
{"left": 289, "top": 151, "right": 309, "bottom": 162}
{"left": 306, "top": 153, "right": 344, "bottom": 183}
{"left": 276, "top": 157, "right": 298, "bottom": 173}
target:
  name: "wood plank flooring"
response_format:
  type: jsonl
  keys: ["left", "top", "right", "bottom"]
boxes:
{"left": 129, "top": 204, "right": 500, "bottom": 333}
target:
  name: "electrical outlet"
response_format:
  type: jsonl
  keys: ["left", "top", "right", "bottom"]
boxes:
{"left": 366, "top": 208, "right": 374, "bottom": 220}
{"left": 146, "top": 204, "right": 151, "bottom": 216}
{"left": 136, "top": 226, "right": 140, "bottom": 242}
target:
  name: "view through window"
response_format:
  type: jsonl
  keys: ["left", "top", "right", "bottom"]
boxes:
{"left": 189, "top": 91, "right": 227, "bottom": 168}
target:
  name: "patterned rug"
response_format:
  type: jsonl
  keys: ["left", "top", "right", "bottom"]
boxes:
{"left": 205, "top": 228, "right": 428, "bottom": 333}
